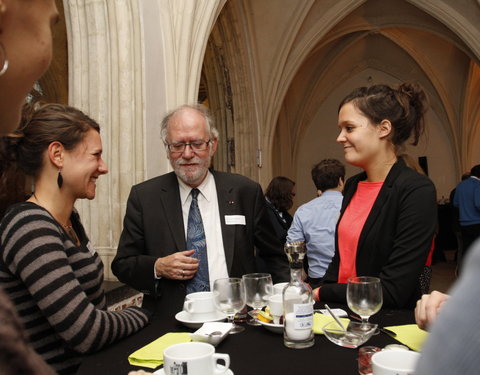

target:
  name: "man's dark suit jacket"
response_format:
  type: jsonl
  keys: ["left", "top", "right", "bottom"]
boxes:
{"left": 320, "top": 158, "right": 437, "bottom": 309}
{"left": 112, "top": 170, "right": 289, "bottom": 315}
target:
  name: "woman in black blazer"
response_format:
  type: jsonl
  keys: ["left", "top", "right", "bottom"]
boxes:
{"left": 313, "top": 82, "right": 437, "bottom": 309}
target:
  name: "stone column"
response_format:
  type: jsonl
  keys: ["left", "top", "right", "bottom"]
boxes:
{"left": 64, "top": 0, "right": 144, "bottom": 279}
{"left": 63, "top": 0, "right": 225, "bottom": 280}
{"left": 141, "top": 0, "right": 226, "bottom": 179}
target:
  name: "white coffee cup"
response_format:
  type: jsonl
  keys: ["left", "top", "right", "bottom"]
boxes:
{"left": 163, "top": 342, "right": 230, "bottom": 375}
{"left": 273, "top": 282, "right": 288, "bottom": 295}
{"left": 371, "top": 350, "right": 420, "bottom": 375}
{"left": 267, "top": 294, "right": 283, "bottom": 324}
{"left": 183, "top": 291, "right": 216, "bottom": 320}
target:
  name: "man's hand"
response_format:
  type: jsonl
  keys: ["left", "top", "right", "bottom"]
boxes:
{"left": 415, "top": 290, "right": 450, "bottom": 330}
{"left": 154, "top": 250, "right": 199, "bottom": 280}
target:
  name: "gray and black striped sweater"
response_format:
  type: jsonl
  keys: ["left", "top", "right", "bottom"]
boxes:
{"left": 0, "top": 202, "right": 149, "bottom": 374}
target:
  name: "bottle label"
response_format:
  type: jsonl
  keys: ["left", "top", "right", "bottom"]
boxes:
{"left": 293, "top": 303, "right": 313, "bottom": 330}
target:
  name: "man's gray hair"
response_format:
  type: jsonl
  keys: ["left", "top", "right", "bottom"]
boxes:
{"left": 160, "top": 104, "right": 219, "bottom": 145}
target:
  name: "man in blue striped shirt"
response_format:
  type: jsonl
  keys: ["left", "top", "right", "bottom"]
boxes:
{"left": 287, "top": 159, "right": 345, "bottom": 287}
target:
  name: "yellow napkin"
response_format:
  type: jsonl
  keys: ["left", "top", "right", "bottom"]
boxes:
{"left": 383, "top": 324, "right": 429, "bottom": 352}
{"left": 128, "top": 332, "right": 192, "bottom": 368}
{"left": 313, "top": 312, "right": 350, "bottom": 334}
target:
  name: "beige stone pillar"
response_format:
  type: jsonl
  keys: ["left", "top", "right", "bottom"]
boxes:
{"left": 63, "top": 0, "right": 225, "bottom": 280}
{"left": 141, "top": 0, "right": 226, "bottom": 179}
{"left": 64, "top": 0, "right": 144, "bottom": 279}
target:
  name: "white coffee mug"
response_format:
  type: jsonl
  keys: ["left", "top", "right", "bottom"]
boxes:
{"left": 183, "top": 292, "right": 216, "bottom": 320}
{"left": 163, "top": 342, "right": 230, "bottom": 375}
{"left": 371, "top": 350, "right": 420, "bottom": 375}
{"left": 273, "top": 282, "right": 288, "bottom": 295}
{"left": 267, "top": 293, "right": 283, "bottom": 324}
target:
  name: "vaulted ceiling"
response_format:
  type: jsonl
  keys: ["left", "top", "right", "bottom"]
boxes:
{"left": 203, "top": 0, "right": 480, "bottom": 201}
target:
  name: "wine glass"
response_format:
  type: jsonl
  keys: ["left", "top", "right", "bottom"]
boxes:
{"left": 347, "top": 276, "right": 383, "bottom": 329}
{"left": 242, "top": 273, "right": 273, "bottom": 326}
{"left": 212, "top": 277, "right": 246, "bottom": 334}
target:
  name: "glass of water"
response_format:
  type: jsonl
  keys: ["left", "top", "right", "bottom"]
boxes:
{"left": 242, "top": 273, "right": 273, "bottom": 326}
{"left": 347, "top": 276, "right": 383, "bottom": 328}
{"left": 212, "top": 277, "right": 246, "bottom": 334}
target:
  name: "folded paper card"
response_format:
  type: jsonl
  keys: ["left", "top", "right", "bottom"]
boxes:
{"left": 313, "top": 312, "right": 350, "bottom": 334}
{"left": 128, "top": 332, "right": 192, "bottom": 368}
{"left": 383, "top": 324, "right": 429, "bottom": 352}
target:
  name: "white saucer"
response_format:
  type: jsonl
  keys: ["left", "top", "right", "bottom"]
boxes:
{"left": 175, "top": 310, "right": 227, "bottom": 329}
{"left": 258, "top": 319, "right": 283, "bottom": 334}
{"left": 154, "top": 366, "right": 233, "bottom": 375}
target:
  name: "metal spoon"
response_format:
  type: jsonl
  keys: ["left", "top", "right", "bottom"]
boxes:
{"left": 325, "top": 304, "right": 346, "bottom": 331}
{"left": 207, "top": 331, "right": 222, "bottom": 337}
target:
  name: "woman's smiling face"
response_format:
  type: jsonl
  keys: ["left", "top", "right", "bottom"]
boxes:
{"left": 62, "top": 129, "right": 108, "bottom": 200}
{"left": 336, "top": 102, "right": 385, "bottom": 169}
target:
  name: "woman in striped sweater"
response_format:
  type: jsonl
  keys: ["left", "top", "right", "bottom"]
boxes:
{"left": 0, "top": 103, "right": 150, "bottom": 374}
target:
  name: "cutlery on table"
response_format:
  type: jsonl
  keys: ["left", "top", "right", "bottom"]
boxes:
{"left": 349, "top": 314, "right": 397, "bottom": 337}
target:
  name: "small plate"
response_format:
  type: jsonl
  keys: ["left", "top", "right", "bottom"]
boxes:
{"left": 258, "top": 319, "right": 283, "bottom": 334}
{"left": 190, "top": 322, "right": 233, "bottom": 346}
{"left": 154, "top": 366, "right": 234, "bottom": 375}
{"left": 175, "top": 310, "right": 227, "bottom": 329}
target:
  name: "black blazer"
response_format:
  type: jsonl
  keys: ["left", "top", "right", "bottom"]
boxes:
{"left": 321, "top": 158, "right": 437, "bottom": 309}
{"left": 112, "top": 171, "right": 289, "bottom": 315}
{"left": 265, "top": 199, "right": 293, "bottom": 245}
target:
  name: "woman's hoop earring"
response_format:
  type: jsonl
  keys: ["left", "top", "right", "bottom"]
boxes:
{"left": 0, "top": 42, "right": 8, "bottom": 76}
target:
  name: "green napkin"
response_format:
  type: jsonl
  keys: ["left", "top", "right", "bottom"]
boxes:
{"left": 128, "top": 332, "right": 192, "bottom": 368}
{"left": 383, "top": 324, "right": 429, "bottom": 352}
{"left": 313, "top": 312, "right": 350, "bottom": 334}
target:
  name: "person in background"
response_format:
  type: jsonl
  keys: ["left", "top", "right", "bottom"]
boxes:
{"left": 264, "top": 176, "right": 296, "bottom": 245}
{"left": 453, "top": 164, "right": 480, "bottom": 270}
{"left": 448, "top": 172, "right": 469, "bottom": 270}
{"left": 0, "top": 1, "right": 59, "bottom": 374}
{"left": 0, "top": 103, "right": 150, "bottom": 374}
{"left": 112, "top": 104, "right": 289, "bottom": 316}
{"left": 287, "top": 159, "right": 345, "bottom": 288}
{"left": 414, "top": 239, "right": 480, "bottom": 374}
{"left": 313, "top": 82, "right": 437, "bottom": 309}
{"left": 0, "top": 0, "right": 59, "bottom": 136}
{"left": 0, "top": 288, "right": 56, "bottom": 375}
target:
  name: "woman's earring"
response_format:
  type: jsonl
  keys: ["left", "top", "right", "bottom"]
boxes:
{"left": 57, "top": 169, "right": 63, "bottom": 189}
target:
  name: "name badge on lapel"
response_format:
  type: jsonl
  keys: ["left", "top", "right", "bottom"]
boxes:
{"left": 225, "top": 215, "right": 246, "bottom": 225}
{"left": 86, "top": 241, "right": 96, "bottom": 255}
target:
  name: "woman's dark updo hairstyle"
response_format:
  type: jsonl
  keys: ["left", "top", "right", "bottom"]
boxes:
{"left": 265, "top": 176, "right": 296, "bottom": 212}
{"left": 338, "top": 82, "right": 428, "bottom": 149}
{"left": 0, "top": 102, "right": 101, "bottom": 218}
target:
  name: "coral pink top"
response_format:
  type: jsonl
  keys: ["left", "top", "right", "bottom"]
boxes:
{"left": 337, "top": 181, "right": 383, "bottom": 283}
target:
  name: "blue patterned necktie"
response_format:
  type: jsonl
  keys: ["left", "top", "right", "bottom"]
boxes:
{"left": 186, "top": 188, "right": 210, "bottom": 293}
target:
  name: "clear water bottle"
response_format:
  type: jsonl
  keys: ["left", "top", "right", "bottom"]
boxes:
{"left": 283, "top": 241, "right": 314, "bottom": 349}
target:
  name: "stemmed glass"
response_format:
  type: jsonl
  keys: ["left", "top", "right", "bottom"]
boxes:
{"left": 346, "top": 276, "right": 383, "bottom": 329}
{"left": 242, "top": 273, "right": 273, "bottom": 326}
{"left": 212, "top": 277, "right": 246, "bottom": 334}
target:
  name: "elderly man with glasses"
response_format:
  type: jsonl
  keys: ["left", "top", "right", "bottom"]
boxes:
{"left": 112, "top": 104, "right": 289, "bottom": 316}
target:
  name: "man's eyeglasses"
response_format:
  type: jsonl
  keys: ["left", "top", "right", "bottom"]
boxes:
{"left": 167, "top": 139, "right": 211, "bottom": 153}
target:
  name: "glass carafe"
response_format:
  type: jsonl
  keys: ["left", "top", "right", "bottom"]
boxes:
{"left": 283, "top": 241, "right": 314, "bottom": 349}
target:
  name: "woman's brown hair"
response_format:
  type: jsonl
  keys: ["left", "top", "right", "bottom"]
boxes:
{"left": 0, "top": 102, "right": 100, "bottom": 218}
{"left": 265, "top": 176, "right": 296, "bottom": 212}
{"left": 338, "top": 82, "right": 428, "bottom": 151}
